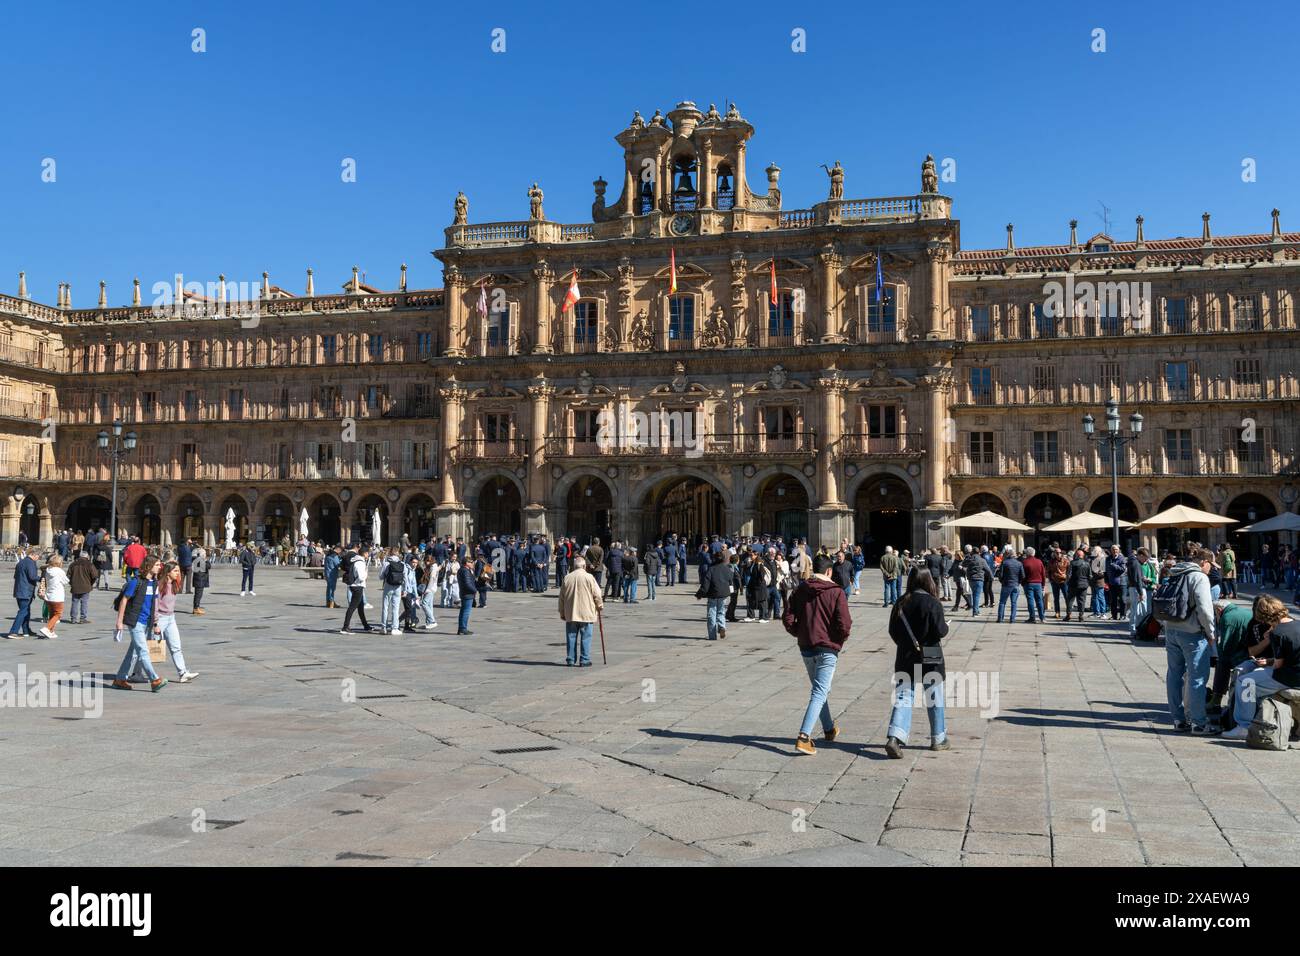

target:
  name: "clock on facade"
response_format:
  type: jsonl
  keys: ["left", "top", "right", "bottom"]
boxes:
{"left": 670, "top": 214, "right": 692, "bottom": 236}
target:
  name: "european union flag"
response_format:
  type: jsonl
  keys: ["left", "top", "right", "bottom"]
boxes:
{"left": 875, "top": 251, "right": 886, "bottom": 307}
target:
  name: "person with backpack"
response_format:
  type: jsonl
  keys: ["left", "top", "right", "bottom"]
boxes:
{"left": 885, "top": 567, "right": 950, "bottom": 757}
{"left": 783, "top": 553, "right": 852, "bottom": 756}
{"left": 191, "top": 545, "right": 209, "bottom": 615}
{"left": 1155, "top": 547, "right": 1218, "bottom": 734}
{"left": 643, "top": 545, "right": 660, "bottom": 602}
{"left": 1221, "top": 600, "right": 1300, "bottom": 741}
{"left": 238, "top": 542, "right": 258, "bottom": 596}
{"left": 110, "top": 556, "right": 167, "bottom": 692}
{"left": 155, "top": 561, "right": 199, "bottom": 682}
{"left": 339, "top": 544, "right": 377, "bottom": 634}
{"left": 961, "top": 547, "right": 985, "bottom": 617}
{"left": 694, "top": 549, "right": 733, "bottom": 641}
{"left": 379, "top": 550, "right": 406, "bottom": 635}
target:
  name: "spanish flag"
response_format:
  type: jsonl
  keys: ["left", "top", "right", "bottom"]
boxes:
{"left": 561, "top": 268, "right": 581, "bottom": 313}
{"left": 669, "top": 248, "right": 677, "bottom": 293}
{"left": 769, "top": 258, "right": 778, "bottom": 306}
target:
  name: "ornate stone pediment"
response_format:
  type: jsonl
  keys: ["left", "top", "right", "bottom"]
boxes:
{"left": 651, "top": 261, "right": 710, "bottom": 281}
{"left": 847, "top": 250, "right": 915, "bottom": 271}
{"left": 750, "top": 257, "right": 811, "bottom": 276}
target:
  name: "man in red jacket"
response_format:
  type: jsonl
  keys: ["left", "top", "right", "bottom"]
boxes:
{"left": 783, "top": 553, "right": 853, "bottom": 755}
{"left": 1021, "top": 546, "right": 1047, "bottom": 624}
{"left": 122, "top": 537, "right": 147, "bottom": 580}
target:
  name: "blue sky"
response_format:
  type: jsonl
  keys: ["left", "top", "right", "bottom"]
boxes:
{"left": 3, "top": 0, "right": 1297, "bottom": 305}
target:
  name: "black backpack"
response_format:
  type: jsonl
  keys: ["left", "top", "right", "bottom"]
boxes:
{"left": 383, "top": 561, "right": 405, "bottom": 587}
{"left": 342, "top": 554, "right": 359, "bottom": 586}
{"left": 1151, "top": 570, "right": 1194, "bottom": 625}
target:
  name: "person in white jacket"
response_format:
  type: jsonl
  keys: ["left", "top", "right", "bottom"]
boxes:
{"left": 339, "top": 545, "right": 377, "bottom": 634}
{"left": 40, "top": 554, "right": 70, "bottom": 639}
{"left": 1161, "top": 547, "right": 1217, "bottom": 734}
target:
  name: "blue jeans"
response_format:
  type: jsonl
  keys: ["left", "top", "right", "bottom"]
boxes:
{"left": 883, "top": 576, "right": 899, "bottom": 605}
{"left": 8, "top": 597, "right": 34, "bottom": 636}
{"left": 769, "top": 586, "right": 782, "bottom": 618}
{"left": 799, "top": 649, "right": 838, "bottom": 737}
{"left": 1128, "top": 586, "right": 1147, "bottom": 635}
{"left": 241, "top": 567, "right": 255, "bottom": 591}
{"left": 706, "top": 597, "right": 727, "bottom": 640}
{"left": 1165, "top": 628, "right": 1211, "bottom": 726}
{"left": 1091, "top": 586, "right": 1107, "bottom": 615}
{"left": 852, "top": 570, "right": 862, "bottom": 592}
{"left": 381, "top": 587, "right": 402, "bottom": 630}
{"left": 887, "top": 671, "right": 947, "bottom": 745}
{"left": 458, "top": 597, "right": 473, "bottom": 633}
{"left": 970, "top": 579, "right": 983, "bottom": 615}
{"left": 646, "top": 576, "right": 656, "bottom": 600}
{"left": 997, "top": 584, "right": 1021, "bottom": 622}
{"left": 156, "top": 614, "right": 189, "bottom": 676}
{"left": 116, "top": 621, "right": 159, "bottom": 682}
{"left": 420, "top": 589, "right": 437, "bottom": 626}
{"left": 565, "top": 622, "right": 593, "bottom": 664}
{"left": 325, "top": 571, "right": 338, "bottom": 605}
{"left": 1025, "top": 583, "right": 1045, "bottom": 621}
{"left": 626, "top": 579, "right": 638, "bottom": 602}
{"left": 1233, "top": 667, "right": 1290, "bottom": 727}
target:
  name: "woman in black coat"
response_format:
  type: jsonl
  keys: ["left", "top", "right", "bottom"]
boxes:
{"left": 885, "top": 568, "right": 950, "bottom": 757}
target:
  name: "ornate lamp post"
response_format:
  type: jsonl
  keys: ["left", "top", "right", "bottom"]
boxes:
{"left": 1082, "top": 399, "right": 1143, "bottom": 548}
{"left": 97, "top": 420, "right": 137, "bottom": 548}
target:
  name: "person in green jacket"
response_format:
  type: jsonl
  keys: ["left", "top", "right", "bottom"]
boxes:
{"left": 879, "top": 547, "right": 902, "bottom": 607}
{"left": 1219, "top": 544, "right": 1237, "bottom": 598}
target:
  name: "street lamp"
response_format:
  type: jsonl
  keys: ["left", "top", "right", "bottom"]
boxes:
{"left": 1082, "top": 399, "right": 1143, "bottom": 549}
{"left": 97, "top": 419, "right": 137, "bottom": 546}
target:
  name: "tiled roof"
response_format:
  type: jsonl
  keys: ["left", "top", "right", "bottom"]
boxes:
{"left": 953, "top": 232, "right": 1300, "bottom": 275}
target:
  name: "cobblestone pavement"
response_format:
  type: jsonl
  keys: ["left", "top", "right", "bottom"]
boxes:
{"left": 2, "top": 566, "right": 1297, "bottom": 866}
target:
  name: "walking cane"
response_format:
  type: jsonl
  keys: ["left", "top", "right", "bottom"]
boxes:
{"left": 597, "top": 608, "right": 607, "bottom": 665}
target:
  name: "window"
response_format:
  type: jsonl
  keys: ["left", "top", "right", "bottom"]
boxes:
{"left": 416, "top": 331, "right": 434, "bottom": 358}
{"left": 1164, "top": 429, "right": 1193, "bottom": 461}
{"left": 1232, "top": 294, "right": 1260, "bottom": 330}
{"left": 1237, "top": 425, "right": 1266, "bottom": 464}
{"left": 1032, "top": 365, "right": 1056, "bottom": 394}
{"left": 867, "top": 404, "right": 898, "bottom": 437}
{"left": 764, "top": 406, "right": 796, "bottom": 440}
{"left": 573, "top": 301, "right": 598, "bottom": 346}
{"left": 1032, "top": 431, "right": 1059, "bottom": 465}
{"left": 408, "top": 383, "right": 434, "bottom": 414}
{"left": 483, "top": 413, "right": 511, "bottom": 444}
{"left": 1091, "top": 243, "right": 1111, "bottom": 253}
{"left": 669, "top": 296, "right": 694, "bottom": 342}
{"left": 969, "top": 305, "right": 991, "bottom": 340}
{"left": 97, "top": 393, "right": 111, "bottom": 419}
{"left": 715, "top": 164, "right": 735, "bottom": 210}
{"left": 141, "top": 391, "right": 158, "bottom": 416}
{"left": 144, "top": 342, "right": 159, "bottom": 368}
{"left": 1034, "top": 302, "right": 1056, "bottom": 338}
{"left": 279, "top": 388, "right": 291, "bottom": 419}
{"left": 367, "top": 334, "right": 384, "bottom": 361}
{"left": 187, "top": 341, "right": 203, "bottom": 367}
{"left": 317, "top": 385, "right": 338, "bottom": 414}
{"left": 228, "top": 389, "right": 244, "bottom": 418}
{"left": 317, "top": 443, "right": 335, "bottom": 473}
{"left": 321, "top": 335, "right": 337, "bottom": 362}
{"left": 363, "top": 442, "right": 384, "bottom": 471}
{"left": 181, "top": 443, "right": 197, "bottom": 472}
{"left": 364, "top": 385, "right": 386, "bottom": 411}
{"left": 867, "top": 285, "right": 896, "bottom": 333}
{"left": 183, "top": 390, "right": 198, "bottom": 415}
{"left": 1098, "top": 363, "right": 1121, "bottom": 392}
{"left": 1164, "top": 361, "right": 1190, "bottom": 399}
{"left": 969, "top": 367, "right": 993, "bottom": 404}
{"left": 969, "top": 432, "right": 995, "bottom": 465}
{"left": 1097, "top": 291, "right": 1123, "bottom": 335}
{"left": 573, "top": 409, "right": 600, "bottom": 443}
{"left": 412, "top": 442, "right": 432, "bottom": 472}
{"left": 487, "top": 305, "right": 511, "bottom": 352}
{"left": 1234, "top": 358, "right": 1262, "bottom": 398}
{"left": 223, "top": 441, "right": 241, "bottom": 469}
{"left": 1165, "top": 297, "right": 1189, "bottom": 333}
{"left": 768, "top": 291, "right": 795, "bottom": 338}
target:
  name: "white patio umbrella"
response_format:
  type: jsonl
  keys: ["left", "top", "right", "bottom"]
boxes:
{"left": 224, "top": 508, "right": 236, "bottom": 549}
{"left": 299, "top": 507, "right": 310, "bottom": 540}
{"left": 940, "top": 510, "right": 1033, "bottom": 532}
{"left": 1237, "top": 512, "right": 1300, "bottom": 534}
{"left": 1138, "top": 504, "right": 1237, "bottom": 529}
{"left": 371, "top": 509, "right": 382, "bottom": 547}
{"left": 1040, "top": 511, "right": 1137, "bottom": 533}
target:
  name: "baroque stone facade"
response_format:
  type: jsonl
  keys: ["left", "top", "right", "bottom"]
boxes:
{"left": 2, "top": 102, "right": 1297, "bottom": 558}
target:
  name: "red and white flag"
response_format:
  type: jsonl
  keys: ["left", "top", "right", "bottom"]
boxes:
{"left": 476, "top": 281, "right": 488, "bottom": 318}
{"left": 769, "top": 258, "right": 778, "bottom": 306}
{"left": 670, "top": 248, "right": 678, "bottom": 293}
{"left": 561, "top": 268, "right": 581, "bottom": 313}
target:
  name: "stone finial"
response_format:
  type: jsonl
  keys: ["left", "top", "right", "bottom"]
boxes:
{"left": 1006, "top": 223, "right": 1015, "bottom": 251}
{"left": 1202, "top": 212, "right": 1212, "bottom": 241}
{"left": 1135, "top": 215, "right": 1145, "bottom": 245}
{"left": 64, "top": 283, "right": 71, "bottom": 309}
{"left": 175, "top": 273, "right": 184, "bottom": 307}
{"left": 17, "top": 272, "right": 27, "bottom": 299}
{"left": 766, "top": 163, "right": 781, "bottom": 185}
{"left": 400, "top": 263, "right": 408, "bottom": 292}
{"left": 132, "top": 278, "right": 141, "bottom": 306}
{"left": 305, "top": 268, "right": 314, "bottom": 297}
{"left": 1069, "top": 219, "right": 1079, "bottom": 247}
{"left": 350, "top": 266, "right": 360, "bottom": 294}
{"left": 98, "top": 281, "right": 106, "bottom": 309}
{"left": 218, "top": 274, "right": 227, "bottom": 304}
{"left": 1272, "top": 208, "right": 1282, "bottom": 239}
{"left": 261, "top": 271, "right": 270, "bottom": 297}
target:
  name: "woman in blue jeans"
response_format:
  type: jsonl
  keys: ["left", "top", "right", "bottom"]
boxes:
{"left": 885, "top": 568, "right": 949, "bottom": 756}
{"left": 781, "top": 553, "right": 853, "bottom": 756}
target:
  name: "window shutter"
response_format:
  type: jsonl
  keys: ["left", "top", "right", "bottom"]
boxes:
{"left": 381, "top": 440, "right": 391, "bottom": 477}
{"left": 401, "top": 440, "right": 413, "bottom": 479}
{"left": 306, "top": 441, "right": 318, "bottom": 480}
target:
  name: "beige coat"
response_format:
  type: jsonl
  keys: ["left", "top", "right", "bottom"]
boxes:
{"left": 558, "top": 567, "right": 603, "bottom": 623}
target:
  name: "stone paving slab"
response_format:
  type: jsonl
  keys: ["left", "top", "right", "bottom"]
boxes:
{"left": 2, "top": 565, "right": 1298, "bottom": 866}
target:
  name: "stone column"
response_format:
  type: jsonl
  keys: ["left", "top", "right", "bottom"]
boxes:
{"left": 444, "top": 265, "right": 467, "bottom": 357}
{"left": 921, "top": 369, "right": 955, "bottom": 510}
{"left": 818, "top": 246, "right": 842, "bottom": 342}
{"left": 813, "top": 369, "right": 852, "bottom": 548}
{"left": 0, "top": 495, "right": 18, "bottom": 547}
{"left": 436, "top": 379, "right": 466, "bottom": 527}
{"left": 37, "top": 496, "right": 53, "bottom": 548}
{"left": 925, "top": 242, "right": 949, "bottom": 339}
{"left": 532, "top": 261, "right": 553, "bottom": 354}
{"left": 524, "top": 377, "right": 552, "bottom": 533}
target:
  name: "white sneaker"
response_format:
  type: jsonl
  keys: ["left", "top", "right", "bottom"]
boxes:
{"left": 39, "top": 626, "right": 52, "bottom": 639}
{"left": 364, "top": 603, "right": 374, "bottom": 610}
{"left": 339, "top": 629, "right": 351, "bottom": 635}
{"left": 423, "top": 623, "right": 437, "bottom": 629}
{"left": 1219, "top": 726, "right": 1249, "bottom": 740}
{"left": 240, "top": 591, "right": 247, "bottom": 597}
{"left": 248, "top": 591, "right": 256, "bottom": 597}
{"left": 178, "top": 671, "right": 199, "bottom": 683}
{"left": 390, "top": 629, "right": 401, "bottom": 635}
{"left": 6, "top": 633, "right": 22, "bottom": 640}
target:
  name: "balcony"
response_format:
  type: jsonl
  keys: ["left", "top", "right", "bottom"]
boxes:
{"left": 451, "top": 437, "right": 529, "bottom": 464}
{"left": 836, "top": 432, "right": 926, "bottom": 458}
{"left": 0, "top": 398, "right": 39, "bottom": 421}
{"left": 381, "top": 400, "right": 439, "bottom": 419}
{"left": 543, "top": 431, "right": 816, "bottom": 459}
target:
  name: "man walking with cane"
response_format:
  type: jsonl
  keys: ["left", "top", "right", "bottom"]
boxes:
{"left": 558, "top": 555, "right": 603, "bottom": 666}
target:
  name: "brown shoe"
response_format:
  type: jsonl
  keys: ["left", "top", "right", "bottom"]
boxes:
{"left": 795, "top": 734, "right": 816, "bottom": 756}
{"left": 150, "top": 678, "right": 169, "bottom": 693}
{"left": 193, "top": 608, "right": 206, "bottom": 615}
{"left": 111, "top": 679, "right": 132, "bottom": 691}
{"left": 931, "top": 737, "right": 951, "bottom": 752}
{"left": 885, "top": 736, "right": 904, "bottom": 759}
{"left": 717, "top": 627, "right": 726, "bottom": 640}
{"left": 824, "top": 724, "right": 840, "bottom": 742}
